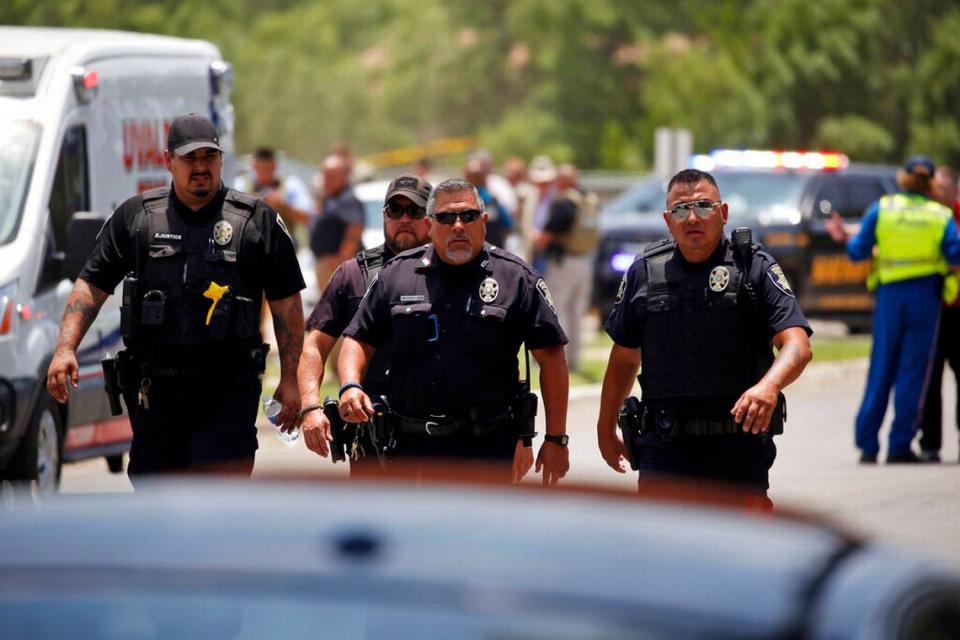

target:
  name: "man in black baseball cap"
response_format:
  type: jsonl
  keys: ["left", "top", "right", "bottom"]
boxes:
{"left": 166, "top": 112, "right": 223, "bottom": 155}
{"left": 47, "top": 111, "right": 306, "bottom": 487}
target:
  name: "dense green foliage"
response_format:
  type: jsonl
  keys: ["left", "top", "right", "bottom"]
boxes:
{"left": 5, "top": 0, "right": 959, "bottom": 169}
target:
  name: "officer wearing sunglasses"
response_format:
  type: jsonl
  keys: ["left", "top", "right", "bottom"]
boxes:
{"left": 338, "top": 178, "right": 571, "bottom": 485}
{"left": 298, "top": 175, "right": 434, "bottom": 468}
{"left": 596, "top": 169, "right": 813, "bottom": 507}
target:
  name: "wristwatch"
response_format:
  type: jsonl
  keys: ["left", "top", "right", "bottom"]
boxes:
{"left": 544, "top": 433, "right": 569, "bottom": 447}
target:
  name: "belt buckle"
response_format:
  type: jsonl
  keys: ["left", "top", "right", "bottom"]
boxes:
{"left": 655, "top": 411, "right": 679, "bottom": 442}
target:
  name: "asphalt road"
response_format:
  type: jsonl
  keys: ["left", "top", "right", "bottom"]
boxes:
{"left": 61, "top": 356, "right": 960, "bottom": 569}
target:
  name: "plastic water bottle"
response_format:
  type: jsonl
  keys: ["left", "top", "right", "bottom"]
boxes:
{"left": 263, "top": 396, "right": 300, "bottom": 444}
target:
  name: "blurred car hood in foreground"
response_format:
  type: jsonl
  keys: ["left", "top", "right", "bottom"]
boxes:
{"left": 1, "top": 475, "right": 958, "bottom": 639}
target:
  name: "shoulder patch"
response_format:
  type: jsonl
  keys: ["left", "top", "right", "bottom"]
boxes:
{"left": 274, "top": 214, "right": 292, "bottom": 241}
{"left": 766, "top": 263, "right": 794, "bottom": 297}
{"left": 614, "top": 272, "right": 628, "bottom": 304}
{"left": 536, "top": 278, "right": 557, "bottom": 313}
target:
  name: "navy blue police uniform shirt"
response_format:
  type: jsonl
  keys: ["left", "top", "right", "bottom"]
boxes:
{"left": 605, "top": 237, "right": 811, "bottom": 349}
{"left": 79, "top": 183, "right": 305, "bottom": 300}
{"left": 343, "top": 243, "right": 567, "bottom": 417}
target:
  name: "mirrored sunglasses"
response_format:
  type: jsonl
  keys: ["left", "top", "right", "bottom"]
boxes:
{"left": 667, "top": 199, "right": 721, "bottom": 221}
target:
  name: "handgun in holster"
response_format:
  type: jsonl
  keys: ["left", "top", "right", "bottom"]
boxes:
{"left": 101, "top": 355, "right": 124, "bottom": 416}
{"left": 618, "top": 396, "right": 644, "bottom": 471}
{"left": 368, "top": 395, "right": 395, "bottom": 455}
{"left": 323, "top": 396, "right": 349, "bottom": 463}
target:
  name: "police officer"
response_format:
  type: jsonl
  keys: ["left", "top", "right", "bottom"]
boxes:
{"left": 46, "top": 113, "right": 305, "bottom": 484}
{"left": 338, "top": 178, "right": 570, "bottom": 484}
{"left": 297, "top": 174, "right": 433, "bottom": 467}
{"left": 596, "top": 169, "right": 812, "bottom": 504}
{"left": 828, "top": 156, "right": 960, "bottom": 463}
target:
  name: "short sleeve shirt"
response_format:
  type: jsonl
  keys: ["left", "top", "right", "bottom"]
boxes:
{"left": 344, "top": 244, "right": 567, "bottom": 416}
{"left": 310, "top": 187, "right": 365, "bottom": 257}
{"left": 79, "top": 183, "right": 304, "bottom": 300}
{"left": 606, "top": 239, "right": 811, "bottom": 349}
{"left": 307, "top": 248, "right": 393, "bottom": 335}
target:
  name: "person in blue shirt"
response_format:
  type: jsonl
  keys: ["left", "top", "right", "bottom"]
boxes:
{"left": 827, "top": 156, "right": 960, "bottom": 463}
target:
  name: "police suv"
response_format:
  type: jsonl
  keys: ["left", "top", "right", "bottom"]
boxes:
{"left": 593, "top": 150, "right": 897, "bottom": 330}
{"left": 0, "top": 27, "right": 235, "bottom": 492}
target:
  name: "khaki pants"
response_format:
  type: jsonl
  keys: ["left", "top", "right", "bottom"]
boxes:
{"left": 546, "top": 253, "right": 593, "bottom": 371}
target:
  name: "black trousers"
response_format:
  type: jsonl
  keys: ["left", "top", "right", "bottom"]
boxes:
{"left": 632, "top": 431, "right": 777, "bottom": 502}
{"left": 920, "top": 306, "right": 960, "bottom": 452}
{"left": 121, "top": 370, "right": 260, "bottom": 487}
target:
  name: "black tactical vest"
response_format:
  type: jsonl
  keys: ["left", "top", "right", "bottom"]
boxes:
{"left": 131, "top": 187, "right": 262, "bottom": 351}
{"left": 640, "top": 240, "right": 773, "bottom": 412}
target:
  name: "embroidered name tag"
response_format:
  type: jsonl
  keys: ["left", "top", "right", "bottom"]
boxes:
{"left": 400, "top": 295, "right": 425, "bottom": 303}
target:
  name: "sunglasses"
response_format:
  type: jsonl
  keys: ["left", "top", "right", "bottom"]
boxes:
{"left": 385, "top": 202, "right": 427, "bottom": 220}
{"left": 429, "top": 209, "right": 483, "bottom": 225}
{"left": 667, "top": 199, "right": 721, "bottom": 221}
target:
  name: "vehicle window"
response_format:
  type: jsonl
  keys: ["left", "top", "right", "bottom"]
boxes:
{"left": 48, "top": 125, "right": 89, "bottom": 252}
{"left": 838, "top": 176, "right": 888, "bottom": 218}
{"left": 713, "top": 172, "right": 808, "bottom": 225}
{"left": 0, "top": 118, "right": 42, "bottom": 247}
{"left": 603, "top": 177, "right": 666, "bottom": 217}
{"left": 811, "top": 178, "right": 844, "bottom": 218}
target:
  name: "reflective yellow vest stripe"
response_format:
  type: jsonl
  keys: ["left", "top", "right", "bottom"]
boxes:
{"left": 873, "top": 193, "right": 951, "bottom": 286}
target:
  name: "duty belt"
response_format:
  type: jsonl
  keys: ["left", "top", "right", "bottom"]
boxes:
{"left": 395, "top": 413, "right": 512, "bottom": 438}
{"left": 642, "top": 410, "right": 743, "bottom": 440}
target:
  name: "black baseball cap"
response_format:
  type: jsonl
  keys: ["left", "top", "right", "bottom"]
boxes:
{"left": 167, "top": 113, "right": 223, "bottom": 155}
{"left": 385, "top": 174, "right": 432, "bottom": 207}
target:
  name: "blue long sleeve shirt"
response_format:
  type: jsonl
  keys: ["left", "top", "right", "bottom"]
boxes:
{"left": 845, "top": 200, "right": 960, "bottom": 265}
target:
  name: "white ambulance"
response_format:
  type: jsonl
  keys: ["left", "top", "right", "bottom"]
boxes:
{"left": 0, "top": 27, "right": 235, "bottom": 492}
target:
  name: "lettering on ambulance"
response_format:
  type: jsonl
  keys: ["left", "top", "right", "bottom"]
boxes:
{"left": 122, "top": 119, "right": 171, "bottom": 172}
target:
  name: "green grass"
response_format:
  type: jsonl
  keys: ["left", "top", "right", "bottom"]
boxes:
{"left": 810, "top": 334, "right": 872, "bottom": 362}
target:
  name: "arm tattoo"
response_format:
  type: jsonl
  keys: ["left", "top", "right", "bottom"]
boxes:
{"left": 57, "top": 284, "right": 109, "bottom": 352}
{"left": 272, "top": 308, "right": 303, "bottom": 378}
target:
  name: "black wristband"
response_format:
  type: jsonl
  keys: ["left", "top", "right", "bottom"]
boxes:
{"left": 519, "top": 431, "right": 537, "bottom": 448}
{"left": 338, "top": 382, "right": 363, "bottom": 398}
{"left": 298, "top": 403, "right": 324, "bottom": 419}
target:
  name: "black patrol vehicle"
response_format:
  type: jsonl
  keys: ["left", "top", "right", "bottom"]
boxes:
{"left": 593, "top": 150, "right": 897, "bottom": 332}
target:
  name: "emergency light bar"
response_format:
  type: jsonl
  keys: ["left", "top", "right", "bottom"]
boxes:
{"left": 690, "top": 149, "right": 849, "bottom": 172}
{"left": 70, "top": 66, "right": 99, "bottom": 104}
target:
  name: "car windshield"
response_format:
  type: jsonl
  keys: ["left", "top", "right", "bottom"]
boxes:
{"left": 713, "top": 171, "right": 809, "bottom": 225}
{"left": 603, "top": 177, "right": 666, "bottom": 217}
{"left": 0, "top": 117, "right": 41, "bottom": 246}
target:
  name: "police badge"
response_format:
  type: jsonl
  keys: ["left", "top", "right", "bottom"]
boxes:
{"left": 708, "top": 266, "right": 730, "bottom": 292}
{"left": 479, "top": 277, "right": 499, "bottom": 303}
{"left": 213, "top": 220, "right": 233, "bottom": 246}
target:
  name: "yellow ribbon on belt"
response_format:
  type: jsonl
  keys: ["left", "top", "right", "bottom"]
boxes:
{"left": 202, "top": 281, "right": 229, "bottom": 326}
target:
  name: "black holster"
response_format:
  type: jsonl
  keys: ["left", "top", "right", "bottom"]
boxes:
{"left": 512, "top": 389, "right": 538, "bottom": 444}
{"left": 101, "top": 355, "right": 123, "bottom": 416}
{"left": 769, "top": 392, "right": 787, "bottom": 435}
{"left": 618, "top": 396, "right": 643, "bottom": 471}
